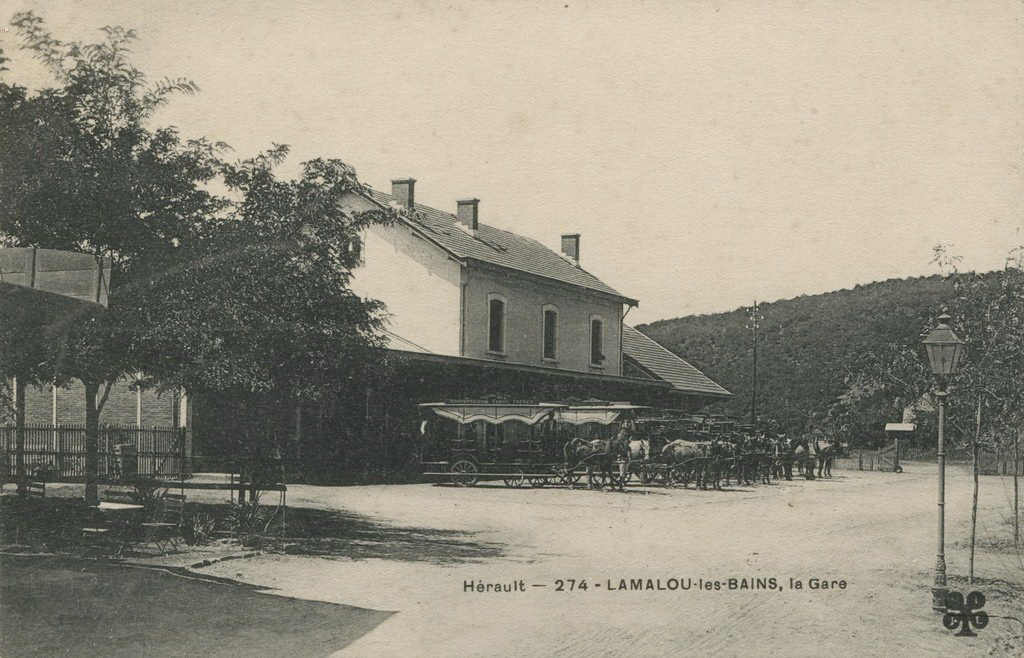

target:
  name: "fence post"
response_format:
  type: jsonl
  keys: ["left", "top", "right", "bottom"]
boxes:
{"left": 57, "top": 424, "right": 64, "bottom": 477}
{"left": 180, "top": 427, "right": 187, "bottom": 477}
{"left": 14, "top": 377, "right": 26, "bottom": 493}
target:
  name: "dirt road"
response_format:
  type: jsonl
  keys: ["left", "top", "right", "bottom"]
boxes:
{"left": 203, "top": 465, "right": 1024, "bottom": 657}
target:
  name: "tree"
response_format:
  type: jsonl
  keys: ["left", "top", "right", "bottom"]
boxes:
{"left": 835, "top": 245, "right": 1024, "bottom": 581}
{"left": 827, "top": 337, "right": 933, "bottom": 451}
{"left": 1, "top": 12, "right": 225, "bottom": 503}
{"left": 1, "top": 12, "right": 398, "bottom": 502}
{"left": 131, "top": 150, "right": 397, "bottom": 496}
{"left": 942, "top": 259, "right": 1024, "bottom": 581}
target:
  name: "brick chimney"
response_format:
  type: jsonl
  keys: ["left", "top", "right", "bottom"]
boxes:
{"left": 561, "top": 234, "right": 580, "bottom": 264}
{"left": 457, "top": 198, "right": 479, "bottom": 231}
{"left": 391, "top": 178, "right": 416, "bottom": 208}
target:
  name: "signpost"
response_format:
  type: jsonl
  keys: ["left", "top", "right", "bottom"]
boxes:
{"left": 883, "top": 422, "right": 915, "bottom": 473}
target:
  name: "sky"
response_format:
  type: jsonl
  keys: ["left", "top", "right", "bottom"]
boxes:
{"left": 3, "top": 0, "right": 1022, "bottom": 324}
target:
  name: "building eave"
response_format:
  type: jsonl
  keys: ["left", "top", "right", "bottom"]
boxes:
{"left": 385, "top": 348, "right": 674, "bottom": 390}
{"left": 623, "top": 353, "right": 733, "bottom": 399}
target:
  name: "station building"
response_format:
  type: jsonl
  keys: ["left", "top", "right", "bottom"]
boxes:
{"left": 4, "top": 179, "right": 731, "bottom": 481}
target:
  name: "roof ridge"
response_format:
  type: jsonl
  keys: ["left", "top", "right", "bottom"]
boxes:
{"left": 362, "top": 186, "right": 634, "bottom": 302}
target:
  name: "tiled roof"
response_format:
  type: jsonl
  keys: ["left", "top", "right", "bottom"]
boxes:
{"left": 364, "top": 188, "right": 635, "bottom": 303}
{"left": 622, "top": 325, "right": 732, "bottom": 397}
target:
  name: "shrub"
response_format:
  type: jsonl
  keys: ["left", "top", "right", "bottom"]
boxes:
{"left": 225, "top": 493, "right": 270, "bottom": 546}
{"left": 181, "top": 512, "right": 217, "bottom": 546}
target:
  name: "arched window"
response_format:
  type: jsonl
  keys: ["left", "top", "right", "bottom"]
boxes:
{"left": 590, "top": 315, "right": 605, "bottom": 366}
{"left": 542, "top": 305, "right": 558, "bottom": 360}
{"left": 488, "top": 294, "right": 507, "bottom": 354}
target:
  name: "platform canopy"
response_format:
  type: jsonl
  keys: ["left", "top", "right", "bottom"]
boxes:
{"left": 419, "top": 402, "right": 565, "bottom": 426}
{"left": 554, "top": 404, "right": 647, "bottom": 426}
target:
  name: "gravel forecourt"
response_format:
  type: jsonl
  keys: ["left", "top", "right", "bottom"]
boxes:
{"left": 200, "top": 465, "right": 1024, "bottom": 657}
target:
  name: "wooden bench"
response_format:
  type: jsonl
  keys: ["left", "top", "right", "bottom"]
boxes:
{"left": 26, "top": 481, "right": 45, "bottom": 498}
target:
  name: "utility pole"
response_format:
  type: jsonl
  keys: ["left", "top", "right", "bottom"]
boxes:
{"left": 745, "top": 301, "right": 763, "bottom": 430}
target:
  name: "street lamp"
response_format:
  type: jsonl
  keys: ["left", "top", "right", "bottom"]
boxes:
{"left": 922, "top": 311, "right": 965, "bottom": 611}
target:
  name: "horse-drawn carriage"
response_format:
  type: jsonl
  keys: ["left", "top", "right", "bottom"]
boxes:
{"left": 417, "top": 400, "right": 838, "bottom": 491}
{"left": 418, "top": 400, "right": 648, "bottom": 489}
{"left": 418, "top": 401, "right": 570, "bottom": 487}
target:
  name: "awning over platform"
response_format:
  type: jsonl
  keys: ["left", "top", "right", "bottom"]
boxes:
{"left": 420, "top": 402, "right": 563, "bottom": 426}
{"left": 554, "top": 404, "right": 648, "bottom": 426}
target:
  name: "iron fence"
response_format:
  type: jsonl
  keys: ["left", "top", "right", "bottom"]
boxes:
{"left": 0, "top": 424, "right": 187, "bottom": 482}
{"left": 835, "top": 445, "right": 1022, "bottom": 475}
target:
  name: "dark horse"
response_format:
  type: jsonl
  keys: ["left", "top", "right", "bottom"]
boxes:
{"left": 563, "top": 424, "right": 631, "bottom": 490}
{"left": 776, "top": 436, "right": 814, "bottom": 481}
{"left": 813, "top": 437, "right": 839, "bottom": 478}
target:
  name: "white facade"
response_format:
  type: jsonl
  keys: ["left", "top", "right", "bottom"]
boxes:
{"left": 349, "top": 221, "right": 462, "bottom": 356}
{"left": 343, "top": 191, "right": 627, "bottom": 376}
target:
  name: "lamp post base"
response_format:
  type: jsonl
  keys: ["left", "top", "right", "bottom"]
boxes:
{"left": 931, "top": 586, "right": 948, "bottom": 612}
{"left": 932, "top": 553, "right": 948, "bottom": 612}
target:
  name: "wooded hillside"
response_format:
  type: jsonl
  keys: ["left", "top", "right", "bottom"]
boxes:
{"left": 637, "top": 274, "right": 961, "bottom": 441}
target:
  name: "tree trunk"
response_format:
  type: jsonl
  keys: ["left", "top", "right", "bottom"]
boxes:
{"left": 968, "top": 396, "right": 981, "bottom": 584}
{"left": 235, "top": 401, "right": 247, "bottom": 504}
{"left": 84, "top": 380, "right": 100, "bottom": 506}
{"left": 14, "top": 376, "right": 26, "bottom": 494}
{"left": 1014, "top": 428, "right": 1020, "bottom": 549}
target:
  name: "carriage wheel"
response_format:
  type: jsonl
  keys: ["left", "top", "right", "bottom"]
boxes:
{"left": 502, "top": 469, "right": 526, "bottom": 488}
{"left": 559, "top": 468, "right": 582, "bottom": 487}
{"left": 589, "top": 470, "right": 608, "bottom": 489}
{"left": 602, "top": 465, "right": 628, "bottom": 490}
{"left": 527, "top": 476, "right": 546, "bottom": 487}
{"left": 450, "top": 460, "right": 479, "bottom": 487}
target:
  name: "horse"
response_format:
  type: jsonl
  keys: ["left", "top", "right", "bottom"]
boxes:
{"left": 775, "top": 436, "right": 810, "bottom": 481}
{"left": 662, "top": 439, "right": 716, "bottom": 489}
{"left": 627, "top": 438, "right": 650, "bottom": 483}
{"left": 563, "top": 427, "right": 631, "bottom": 490}
{"left": 731, "top": 433, "right": 768, "bottom": 486}
{"left": 791, "top": 437, "right": 816, "bottom": 480}
{"left": 628, "top": 438, "right": 649, "bottom": 462}
{"left": 770, "top": 436, "right": 789, "bottom": 480}
{"left": 747, "top": 433, "right": 773, "bottom": 485}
